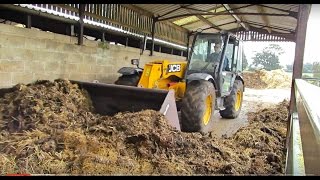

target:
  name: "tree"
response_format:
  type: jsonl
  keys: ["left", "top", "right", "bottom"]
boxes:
{"left": 286, "top": 64, "right": 293, "bottom": 72}
{"left": 303, "top": 63, "right": 313, "bottom": 73}
{"left": 251, "top": 44, "right": 284, "bottom": 71}
{"left": 242, "top": 53, "right": 248, "bottom": 70}
{"left": 312, "top": 62, "right": 320, "bottom": 73}
{"left": 313, "top": 62, "right": 320, "bottom": 78}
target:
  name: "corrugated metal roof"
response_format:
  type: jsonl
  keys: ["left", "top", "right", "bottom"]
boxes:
{"left": 260, "top": 4, "right": 299, "bottom": 12}
{"left": 182, "top": 17, "right": 235, "bottom": 30}
{"left": 131, "top": 4, "right": 299, "bottom": 38}
{"left": 133, "top": 4, "right": 223, "bottom": 22}
{"left": 133, "top": 4, "right": 183, "bottom": 18}
{"left": 13, "top": 4, "right": 302, "bottom": 43}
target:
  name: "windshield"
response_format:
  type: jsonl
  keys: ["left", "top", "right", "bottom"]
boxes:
{"left": 188, "top": 34, "right": 226, "bottom": 72}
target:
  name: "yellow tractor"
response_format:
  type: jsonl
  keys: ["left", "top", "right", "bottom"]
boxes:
{"left": 115, "top": 59, "right": 187, "bottom": 101}
{"left": 114, "top": 31, "right": 245, "bottom": 134}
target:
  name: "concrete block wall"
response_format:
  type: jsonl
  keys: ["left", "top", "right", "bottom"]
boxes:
{"left": 0, "top": 23, "right": 186, "bottom": 88}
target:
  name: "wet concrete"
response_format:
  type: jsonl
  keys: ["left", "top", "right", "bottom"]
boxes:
{"left": 210, "top": 88, "right": 291, "bottom": 138}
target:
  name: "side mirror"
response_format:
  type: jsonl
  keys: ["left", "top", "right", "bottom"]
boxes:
{"left": 131, "top": 59, "right": 139, "bottom": 67}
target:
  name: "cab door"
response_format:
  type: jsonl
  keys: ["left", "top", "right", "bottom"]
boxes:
{"left": 221, "top": 37, "right": 239, "bottom": 97}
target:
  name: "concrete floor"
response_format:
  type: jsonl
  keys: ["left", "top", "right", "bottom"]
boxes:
{"left": 210, "top": 88, "right": 291, "bottom": 138}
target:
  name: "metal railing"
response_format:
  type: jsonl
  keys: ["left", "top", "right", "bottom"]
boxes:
{"left": 302, "top": 77, "right": 320, "bottom": 87}
{"left": 286, "top": 79, "right": 320, "bottom": 175}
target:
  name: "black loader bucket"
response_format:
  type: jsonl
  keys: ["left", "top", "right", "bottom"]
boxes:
{"left": 71, "top": 80, "right": 181, "bottom": 131}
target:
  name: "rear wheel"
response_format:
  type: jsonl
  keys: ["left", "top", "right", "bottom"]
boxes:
{"left": 180, "top": 80, "right": 216, "bottom": 134}
{"left": 219, "top": 80, "right": 244, "bottom": 118}
{"left": 114, "top": 74, "right": 140, "bottom": 86}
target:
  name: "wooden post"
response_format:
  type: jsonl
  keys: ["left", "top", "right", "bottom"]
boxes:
{"left": 66, "top": 24, "right": 73, "bottom": 36}
{"left": 125, "top": 37, "right": 128, "bottom": 47}
{"left": 140, "top": 35, "right": 147, "bottom": 55}
{"left": 143, "top": 35, "right": 147, "bottom": 51}
{"left": 287, "top": 4, "right": 311, "bottom": 152}
{"left": 289, "top": 4, "right": 311, "bottom": 114}
{"left": 102, "top": 32, "right": 105, "bottom": 42}
{"left": 150, "top": 17, "right": 157, "bottom": 56}
{"left": 186, "top": 32, "right": 191, "bottom": 60}
{"left": 78, "top": 4, "right": 85, "bottom": 45}
{"left": 26, "top": 14, "right": 31, "bottom": 28}
{"left": 70, "top": 25, "right": 75, "bottom": 36}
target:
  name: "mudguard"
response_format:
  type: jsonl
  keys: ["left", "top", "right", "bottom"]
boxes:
{"left": 117, "top": 67, "right": 143, "bottom": 75}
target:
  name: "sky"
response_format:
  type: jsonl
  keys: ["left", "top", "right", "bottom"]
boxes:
{"left": 243, "top": 4, "right": 320, "bottom": 67}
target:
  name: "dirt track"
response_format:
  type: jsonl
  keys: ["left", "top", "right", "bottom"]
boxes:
{"left": 209, "top": 69, "right": 292, "bottom": 138}
{"left": 211, "top": 87, "right": 291, "bottom": 138}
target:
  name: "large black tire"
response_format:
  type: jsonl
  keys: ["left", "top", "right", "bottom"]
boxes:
{"left": 219, "top": 80, "right": 244, "bottom": 119}
{"left": 114, "top": 74, "right": 140, "bottom": 86}
{"left": 180, "top": 80, "right": 216, "bottom": 134}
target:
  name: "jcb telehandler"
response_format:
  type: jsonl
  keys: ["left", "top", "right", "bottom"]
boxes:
{"left": 0, "top": 32, "right": 244, "bottom": 134}
{"left": 114, "top": 31, "right": 245, "bottom": 134}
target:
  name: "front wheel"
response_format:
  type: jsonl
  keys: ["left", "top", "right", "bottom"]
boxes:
{"left": 114, "top": 74, "right": 140, "bottom": 86}
{"left": 219, "top": 80, "right": 244, "bottom": 119}
{"left": 180, "top": 80, "right": 216, "bottom": 134}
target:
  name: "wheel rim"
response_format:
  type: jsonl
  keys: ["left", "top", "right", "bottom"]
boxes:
{"left": 202, "top": 95, "right": 212, "bottom": 125}
{"left": 235, "top": 90, "right": 242, "bottom": 111}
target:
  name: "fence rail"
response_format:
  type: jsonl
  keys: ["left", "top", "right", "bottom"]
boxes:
{"left": 286, "top": 79, "right": 320, "bottom": 175}
{"left": 14, "top": 4, "right": 188, "bottom": 46}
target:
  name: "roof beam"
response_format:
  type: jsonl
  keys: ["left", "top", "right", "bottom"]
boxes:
{"left": 256, "top": 4, "right": 298, "bottom": 18}
{"left": 242, "top": 20, "right": 294, "bottom": 33}
{"left": 222, "top": 4, "right": 249, "bottom": 31}
{"left": 181, "top": 4, "right": 223, "bottom": 14}
{"left": 182, "top": 6, "right": 221, "bottom": 31}
{"left": 157, "top": 4, "right": 194, "bottom": 18}
{"left": 257, "top": 6, "right": 272, "bottom": 33}
{"left": 182, "top": 4, "right": 255, "bottom": 15}
{"left": 179, "top": 4, "right": 255, "bottom": 27}
{"left": 158, "top": 12, "right": 295, "bottom": 22}
{"left": 194, "top": 15, "right": 221, "bottom": 30}
{"left": 249, "top": 26, "right": 294, "bottom": 37}
{"left": 200, "top": 20, "right": 237, "bottom": 31}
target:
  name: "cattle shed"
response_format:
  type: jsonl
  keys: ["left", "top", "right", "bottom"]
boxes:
{"left": 0, "top": 4, "right": 319, "bottom": 175}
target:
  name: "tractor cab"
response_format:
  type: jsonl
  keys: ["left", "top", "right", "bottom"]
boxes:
{"left": 186, "top": 32, "right": 244, "bottom": 97}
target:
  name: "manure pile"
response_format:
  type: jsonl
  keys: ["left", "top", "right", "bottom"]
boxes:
{"left": 0, "top": 80, "right": 288, "bottom": 175}
{"left": 243, "top": 69, "right": 291, "bottom": 89}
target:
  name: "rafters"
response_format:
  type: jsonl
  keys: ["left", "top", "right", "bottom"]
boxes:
{"left": 222, "top": 4, "right": 249, "bottom": 31}
{"left": 158, "top": 12, "right": 296, "bottom": 22}
{"left": 157, "top": 4, "right": 194, "bottom": 18}
{"left": 257, "top": 6, "right": 272, "bottom": 33}
{"left": 182, "top": 5, "right": 221, "bottom": 31}
{"left": 177, "top": 4, "right": 256, "bottom": 29}
{"left": 241, "top": 20, "right": 295, "bottom": 33}
{"left": 196, "top": 20, "right": 237, "bottom": 33}
{"left": 256, "top": 4, "right": 298, "bottom": 17}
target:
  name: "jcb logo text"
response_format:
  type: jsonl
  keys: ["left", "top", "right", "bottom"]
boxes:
{"left": 168, "top": 64, "right": 181, "bottom": 73}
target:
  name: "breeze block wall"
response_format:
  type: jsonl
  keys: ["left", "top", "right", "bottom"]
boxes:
{"left": 0, "top": 23, "right": 186, "bottom": 88}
